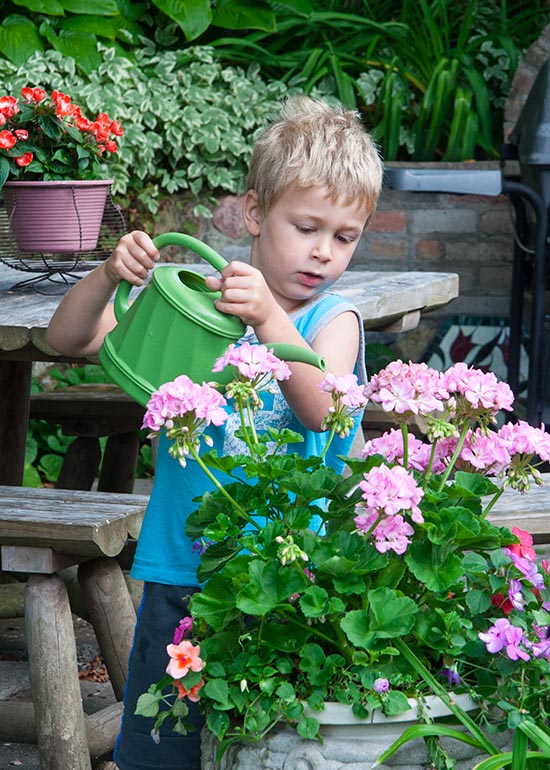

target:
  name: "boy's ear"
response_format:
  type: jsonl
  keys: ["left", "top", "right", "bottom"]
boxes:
{"left": 243, "top": 189, "right": 261, "bottom": 236}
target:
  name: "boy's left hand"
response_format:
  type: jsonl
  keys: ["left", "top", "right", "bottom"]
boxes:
{"left": 205, "top": 261, "right": 277, "bottom": 326}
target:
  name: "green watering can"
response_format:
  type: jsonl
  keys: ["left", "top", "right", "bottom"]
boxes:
{"left": 98, "top": 232, "right": 325, "bottom": 406}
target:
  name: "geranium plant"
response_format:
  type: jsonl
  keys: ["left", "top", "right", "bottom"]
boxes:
{"left": 0, "top": 86, "right": 123, "bottom": 188}
{"left": 136, "top": 350, "right": 550, "bottom": 769}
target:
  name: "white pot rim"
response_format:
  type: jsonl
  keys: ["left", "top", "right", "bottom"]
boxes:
{"left": 303, "top": 693, "right": 478, "bottom": 726}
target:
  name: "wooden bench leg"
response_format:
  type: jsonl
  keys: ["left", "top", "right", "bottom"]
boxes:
{"left": 98, "top": 431, "right": 140, "bottom": 493}
{"left": 25, "top": 574, "right": 92, "bottom": 770}
{"left": 56, "top": 436, "right": 101, "bottom": 490}
{"left": 79, "top": 557, "right": 137, "bottom": 701}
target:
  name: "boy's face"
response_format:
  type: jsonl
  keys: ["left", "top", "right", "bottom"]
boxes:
{"left": 244, "top": 184, "right": 367, "bottom": 313}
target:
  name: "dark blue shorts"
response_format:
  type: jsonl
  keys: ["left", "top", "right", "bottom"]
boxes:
{"left": 114, "top": 582, "right": 204, "bottom": 770}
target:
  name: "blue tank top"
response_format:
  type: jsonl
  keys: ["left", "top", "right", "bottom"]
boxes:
{"left": 130, "top": 291, "right": 367, "bottom": 586}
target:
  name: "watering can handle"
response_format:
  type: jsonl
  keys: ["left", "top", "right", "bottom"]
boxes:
{"left": 113, "top": 232, "right": 229, "bottom": 322}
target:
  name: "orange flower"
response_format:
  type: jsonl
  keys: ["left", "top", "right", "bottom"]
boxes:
{"left": 174, "top": 678, "right": 205, "bottom": 702}
{"left": 166, "top": 640, "right": 204, "bottom": 679}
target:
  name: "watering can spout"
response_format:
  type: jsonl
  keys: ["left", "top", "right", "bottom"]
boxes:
{"left": 268, "top": 343, "right": 325, "bottom": 372}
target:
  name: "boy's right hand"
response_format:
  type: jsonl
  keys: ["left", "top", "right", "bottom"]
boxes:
{"left": 104, "top": 231, "right": 160, "bottom": 287}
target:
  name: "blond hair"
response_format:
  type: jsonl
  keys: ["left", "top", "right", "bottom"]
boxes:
{"left": 246, "top": 95, "right": 382, "bottom": 219}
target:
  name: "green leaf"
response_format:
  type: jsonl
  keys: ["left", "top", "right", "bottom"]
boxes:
{"left": 0, "top": 157, "right": 10, "bottom": 188}
{"left": 212, "top": 0, "right": 276, "bottom": 32}
{"left": 405, "top": 540, "right": 463, "bottom": 592}
{"left": 60, "top": 0, "right": 119, "bottom": 13}
{"left": 38, "top": 453, "right": 64, "bottom": 483}
{"left": 189, "top": 574, "right": 240, "bottom": 630}
{"left": 202, "top": 678, "right": 230, "bottom": 706}
{"left": 11, "top": 0, "right": 64, "bottom": 13}
{"left": 296, "top": 715, "right": 319, "bottom": 739}
{"left": 135, "top": 690, "right": 162, "bottom": 718}
{"left": 50, "top": 30, "right": 103, "bottom": 73}
{"left": 152, "top": 0, "right": 212, "bottom": 40}
{"left": 237, "top": 560, "right": 308, "bottom": 615}
{"left": 0, "top": 15, "right": 44, "bottom": 65}
{"left": 341, "top": 588, "right": 417, "bottom": 649}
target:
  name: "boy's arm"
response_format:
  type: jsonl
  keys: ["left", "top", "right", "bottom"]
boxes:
{"left": 206, "top": 261, "right": 359, "bottom": 431}
{"left": 47, "top": 231, "right": 159, "bottom": 357}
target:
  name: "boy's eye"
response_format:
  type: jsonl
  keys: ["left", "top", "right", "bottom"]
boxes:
{"left": 296, "top": 224, "right": 315, "bottom": 233}
{"left": 337, "top": 234, "right": 356, "bottom": 244}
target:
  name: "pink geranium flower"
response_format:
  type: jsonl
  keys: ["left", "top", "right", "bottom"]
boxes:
{"left": 213, "top": 341, "right": 292, "bottom": 381}
{"left": 359, "top": 464, "right": 424, "bottom": 523}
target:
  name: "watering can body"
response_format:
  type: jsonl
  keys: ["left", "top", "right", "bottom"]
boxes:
{"left": 98, "top": 233, "right": 324, "bottom": 406}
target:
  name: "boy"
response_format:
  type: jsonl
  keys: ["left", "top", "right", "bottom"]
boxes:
{"left": 47, "top": 95, "right": 382, "bottom": 770}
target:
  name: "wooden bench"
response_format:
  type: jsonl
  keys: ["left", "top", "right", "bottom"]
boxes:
{"left": 487, "top": 471, "right": 550, "bottom": 543}
{"left": 30, "top": 384, "right": 145, "bottom": 493}
{"left": 0, "top": 485, "right": 147, "bottom": 770}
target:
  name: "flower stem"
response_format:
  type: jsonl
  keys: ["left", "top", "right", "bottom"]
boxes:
{"left": 188, "top": 445, "right": 260, "bottom": 530}
{"left": 480, "top": 487, "right": 504, "bottom": 519}
{"left": 393, "top": 638, "right": 499, "bottom": 756}
{"left": 437, "top": 421, "right": 471, "bottom": 492}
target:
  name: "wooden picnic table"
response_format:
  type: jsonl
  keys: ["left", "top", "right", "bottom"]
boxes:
{"left": 488, "top": 471, "right": 550, "bottom": 544}
{"left": 0, "top": 261, "right": 459, "bottom": 486}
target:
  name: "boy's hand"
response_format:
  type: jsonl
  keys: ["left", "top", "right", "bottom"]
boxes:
{"left": 104, "top": 231, "right": 159, "bottom": 286}
{"left": 205, "top": 261, "right": 277, "bottom": 326}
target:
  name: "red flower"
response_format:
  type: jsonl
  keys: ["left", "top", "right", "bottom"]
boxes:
{"left": 490, "top": 592, "right": 513, "bottom": 615}
{"left": 0, "top": 130, "right": 16, "bottom": 150}
{"left": 0, "top": 96, "right": 19, "bottom": 119}
{"left": 14, "top": 129, "right": 28, "bottom": 140}
{"left": 508, "top": 527, "right": 536, "bottom": 561}
{"left": 110, "top": 120, "right": 124, "bottom": 137}
{"left": 21, "top": 87, "right": 46, "bottom": 103}
{"left": 15, "top": 152, "right": 33, "bottom": 167}
{"left": 105, "top": 140, "right": 117, "bottom": 153}
{"left": 51, "top": 89, "right": 73, "bottom": 117}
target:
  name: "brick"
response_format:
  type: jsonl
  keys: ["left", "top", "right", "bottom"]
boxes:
{"left": 479, "top": 266, "right": 513, "bottom": 294}
{"left": 479, "top": 210, "right": 514, "bottom": 236}
{"left": 369, "top": 210, "right": 407, "bottom": 233}
{"left": 416, "top": 240, "right": 441, "bottom": 261}
{"left": 369, "top": 239, "right": 407, "bottom": 261}
{"left": 211, "top": 195, "right": 246, "bottom": 240}
{"left": 411, "top": 209, "right": 477, "bottom": 233}
{"left": 445, "top": 240, "right": 513, "bottom": 264}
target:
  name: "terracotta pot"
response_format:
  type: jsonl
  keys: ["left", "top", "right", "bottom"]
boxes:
{"left": 3, "top": 179, "right": 113, "bottom": 253}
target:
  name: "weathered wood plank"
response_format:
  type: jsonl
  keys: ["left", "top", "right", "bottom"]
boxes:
{"left": 487, "top": 472, "right": 550, "bottom": 543}
{"left": 0, "top": 486, "right": 147, "bottom": 557}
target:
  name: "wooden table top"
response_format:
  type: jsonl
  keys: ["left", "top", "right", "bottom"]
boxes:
{"left": 0, "top": 486, "right": 147, "bottom": 558}
{"left": 0, "top": 262, "right": 459, "bottom": 358}
{"left": 487, "top": 472, "right": 550, "bottom": 543}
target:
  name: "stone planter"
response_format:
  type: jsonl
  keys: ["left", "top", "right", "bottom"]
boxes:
{"left": 201, "top": 695, "right": 511, "bottom": 770}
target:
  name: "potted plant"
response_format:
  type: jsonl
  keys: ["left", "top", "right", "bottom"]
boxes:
{"left": 136, "top": 349, "right": 550, "bottom": 770}
{"left": 0, "top": 86, "right": 123, "bottom": 252}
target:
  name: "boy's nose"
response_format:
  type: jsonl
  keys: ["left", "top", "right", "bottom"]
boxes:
{"left": 311, "top": 236, "right": 332, "bottom": 262}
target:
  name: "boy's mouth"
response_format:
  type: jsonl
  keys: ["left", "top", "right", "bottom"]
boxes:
{"left": 298, "top": 271, "right": 323, "bottom": 287}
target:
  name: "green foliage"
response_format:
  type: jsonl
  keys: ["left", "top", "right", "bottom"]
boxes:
{"left": 0, "top": 44, "right": 289, "bottom": 212}
{"left": 209, "top": 0, "right": 550, "bottom": 161}
{"left": 26, "top": 363, "right": 154, "bottom": 486}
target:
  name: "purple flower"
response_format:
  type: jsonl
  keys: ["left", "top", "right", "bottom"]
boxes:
{"left": 479, "top": 618, "right": 530, "bottom": 661}
{"left": 373, "top": 678, "right": 390, "bottom": 693}
{"left": 173, "top": 616, "right": 193, "bottom": 644}
{"left": 439, "top": 667, "right": 461, "bottom": 687}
